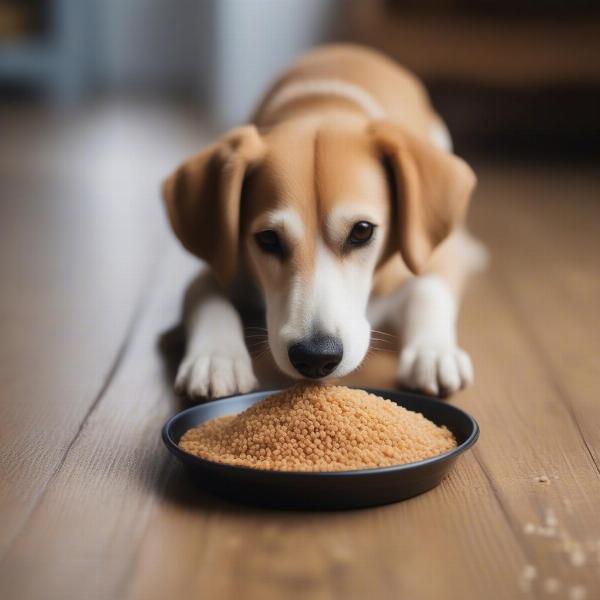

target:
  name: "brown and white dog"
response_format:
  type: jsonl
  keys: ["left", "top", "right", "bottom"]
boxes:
{"left": 163, "top": 44, "right": 487, "bottom": 400}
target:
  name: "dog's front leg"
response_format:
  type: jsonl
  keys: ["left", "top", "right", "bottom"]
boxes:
{"left": 382, "top": 230, "right": 486, "bottom": 396}
{"left": 175, "top": 270, "right": 258, "bottom": 400}
{"left": 393, "top": 274, "right": 473, "bottom": 396}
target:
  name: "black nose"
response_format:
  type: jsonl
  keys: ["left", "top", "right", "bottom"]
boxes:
{"left": 288, "top": 335, "right": 343, "bottom": 378}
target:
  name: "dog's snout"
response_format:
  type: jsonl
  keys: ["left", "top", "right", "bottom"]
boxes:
{"left": 288, "top": 335, "right": 343, "bottom": 378}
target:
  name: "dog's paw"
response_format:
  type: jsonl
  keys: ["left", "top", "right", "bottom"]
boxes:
{"left": 174, "top": 353, "right": 258, "bottom": 400}
{"left": 397, "top": 345, "right": 473, "bottom": 397}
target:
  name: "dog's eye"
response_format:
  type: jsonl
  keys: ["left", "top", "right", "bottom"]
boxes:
{"left": 255, "top": 230, "right": 283, "bottom": 255}
{"left": 348, "top": 221, "right": 375, "bottom": 246}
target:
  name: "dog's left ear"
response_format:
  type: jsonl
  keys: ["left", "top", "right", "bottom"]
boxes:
{"left": 162, "top": 125, "right": 265, "bottom": 286}
{"left": 370, "top": 121, "right": 476, "bottom": 274}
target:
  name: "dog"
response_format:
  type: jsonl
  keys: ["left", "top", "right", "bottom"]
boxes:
{"left": 163, "top": 44, "right": 487, "bottom": 400}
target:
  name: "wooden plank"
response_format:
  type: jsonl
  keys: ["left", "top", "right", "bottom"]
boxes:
{"left": 124, "top": 451, "right": 526, "bottom": 600}
{"left": 0, "top": 104, "right": 202, "bottom": 558}
{"left": 470, "top": 165, "right": 600, "bottom": 470}
{"left": 458, "top": 272, "right": 600, "bottom": 597}
{"left": 454, "top": 169, "right": 600, "bottom": 596}
{"left": 0, "top": 174, "right": 159, "bottom": 558}
{"left": 0, "top": 243, "right": 199, "bottom": 600}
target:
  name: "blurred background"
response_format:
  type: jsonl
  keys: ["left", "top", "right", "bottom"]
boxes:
{"left": 3, "top": 6, "right": 600, "bottom": 597}
{"left": 1, "top": 0, "right": 599, "bottom": 156}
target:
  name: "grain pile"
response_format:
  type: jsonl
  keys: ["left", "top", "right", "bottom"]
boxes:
{"left": 179, "top": 385, "right": 457, "bottom": 471}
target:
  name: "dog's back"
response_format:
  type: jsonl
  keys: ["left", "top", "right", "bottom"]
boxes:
{"left": 253, "top": 44, "right": 437, "bottom": 141}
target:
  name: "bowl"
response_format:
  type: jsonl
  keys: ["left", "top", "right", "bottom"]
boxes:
{"left": 162, "top": 388, "right": 479, "bottom": 510}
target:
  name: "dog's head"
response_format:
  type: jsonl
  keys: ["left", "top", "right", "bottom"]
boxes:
{"left": 163, "top": 117, "right": 475, "bottom": 380}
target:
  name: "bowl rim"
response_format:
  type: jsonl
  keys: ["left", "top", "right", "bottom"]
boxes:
{"left": 162, "top": 387, "right": 480, "bottom": 478}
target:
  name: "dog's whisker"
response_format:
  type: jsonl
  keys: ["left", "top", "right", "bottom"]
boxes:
{"left": 370, "top": 338, "right": 396, "bottom": 346}
{"left": 248, "top": 340, "right": 269, "bottom": 348}
{"left": 248, "top": 343, "right": 270, "bottom": 353}
{"left": 370, "top": 329, "right": 397, "bottom": 339}
{"left": 248, "top": 346, "right": 269, "bottom": 356}
{"left": 252, "top": 347, "right": 272, "bottom": 361}
{"left": 369, "top": 341, "right": 397, "bottom": 349}
{"left": 369, "top": 343, "right": 398, "bottom": 353}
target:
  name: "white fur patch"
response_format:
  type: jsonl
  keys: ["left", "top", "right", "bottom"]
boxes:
{"left": 254, "top": 208, "right": 305, "bottom": 242}
{"left": 266, "top": 237, "right": 378, "bottom": 380}
{"left": 264, "top": 78, "right": 387, "bottom": 120}
{"left": 392, "top": 275, "right": 473, "bottom": 395}
{"left": 430, "top": 120, "right": 453, "bottom": 152}
{"left": 177, "top": 273, "right": 257, "bottom": 399}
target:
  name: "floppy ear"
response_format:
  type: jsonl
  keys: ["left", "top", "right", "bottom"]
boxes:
{"left": 370, "top": 121, "right": 476, "bottom": 274}
{"left": 162, "top": 125, "right": 265, "bottom": 286}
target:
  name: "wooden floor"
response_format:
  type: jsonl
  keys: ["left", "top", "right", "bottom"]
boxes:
{"left": 1, "top": 102, "right": 599, "bottom": 600}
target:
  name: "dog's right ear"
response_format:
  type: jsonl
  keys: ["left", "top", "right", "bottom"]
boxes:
{"left": 162, "top": 125, "right": 265, "bottom": 286}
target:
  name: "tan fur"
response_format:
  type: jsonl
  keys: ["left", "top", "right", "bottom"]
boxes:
{"left": 163, "top": 44, "right": 485, "bottom": 397}
{"left": 163, "top": 125, "right": 265, "bottom": 286}
{"left": 254, "top": 45, "right": 434, "bottom": 137}
{"left": 164, "top": 42, "right": 476, "bottom": 298}
{"left": 370, "top": 121, "right": 475, "bottom": 273}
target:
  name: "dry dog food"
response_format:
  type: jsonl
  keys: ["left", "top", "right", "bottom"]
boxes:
{"left": 179, "top": 385, "right": 457, "bottom": 471}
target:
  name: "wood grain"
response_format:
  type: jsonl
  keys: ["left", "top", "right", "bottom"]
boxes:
{"left": 1, "top": 105, "right": 599, "bottom": 600}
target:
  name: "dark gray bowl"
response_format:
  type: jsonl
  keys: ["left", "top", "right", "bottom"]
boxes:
{"left": 162, "top": 388, "right": 479, "bottom": 510}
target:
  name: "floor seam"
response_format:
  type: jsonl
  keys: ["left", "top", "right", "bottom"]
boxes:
{"left": 492, "top": 266, "right": 600, "bottom": 478}
{"left": 471, "top": 448, "right": 544, "bottom": 600}
{"left": 0, "top": 248, "right": 163, "bottom": 563}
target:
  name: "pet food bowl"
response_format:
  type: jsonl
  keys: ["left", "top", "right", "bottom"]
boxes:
{"left": 162, "top": 388, "right": 479, "bottom": 510}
